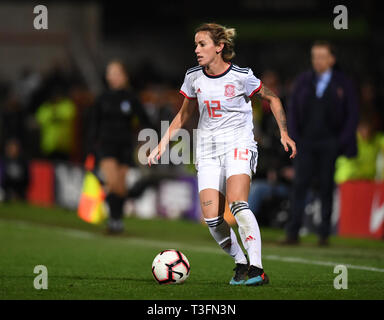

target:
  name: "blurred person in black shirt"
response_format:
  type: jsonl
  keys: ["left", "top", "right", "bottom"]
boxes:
{"left": 87, "top": 60, "right": 152, "bottom": 234}
{"left": 1, "top": 138, "right": 29, "bottom": 201}
{"left": 0, "top": 91, "right": 29, "bottom": 201}
{"left": 1, "top": 91, "right": 26, "bottom": 148}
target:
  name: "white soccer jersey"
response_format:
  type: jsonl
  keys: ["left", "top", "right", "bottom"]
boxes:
{"left": 180, "top": 63, "right": 262, "bottom": 161}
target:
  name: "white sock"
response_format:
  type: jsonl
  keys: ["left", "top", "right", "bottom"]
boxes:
{"left": 204, "top": 216, "right": 247, "bottom": 264}
{"left": 229, "top": 201, "right": 263, "bottom": 269}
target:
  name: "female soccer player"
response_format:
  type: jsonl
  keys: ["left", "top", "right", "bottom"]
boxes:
{"left": 148, "top": 23, "right": 296, "bottom": 285}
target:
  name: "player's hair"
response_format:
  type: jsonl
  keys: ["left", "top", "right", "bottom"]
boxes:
{"left": 312, "top": 40, "right": 336, "bottom": 57}
{"left": 195, "top": 23, "right": 236, "bottom": 62}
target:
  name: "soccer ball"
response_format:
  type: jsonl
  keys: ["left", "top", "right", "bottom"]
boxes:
{"left": 151, "top": 249, "right": 190, "bottom": 284}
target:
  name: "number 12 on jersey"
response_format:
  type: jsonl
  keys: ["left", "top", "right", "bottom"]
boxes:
{"left": 204, "top": 100, "right": 222, "bottom": 118}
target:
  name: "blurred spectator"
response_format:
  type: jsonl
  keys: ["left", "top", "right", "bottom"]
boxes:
{"left": 248, "top": 70, "right": 294, "bottom": 223}
{"left": 1, "top": 138, "right": 29, "bottom": 201}
{"left": 69, "top": 82, "right": 95, "bottom": 163}
{"left": 1, "top": 91, "right": 26, "bottom": 148}
{"left": 35, "top": 85, "right": 76, "bottom": 160}
{"left": 139, "top": 86, "right": 169, "bottom": 131}
{"left": 14, "top": 67, "right": 42, "bottom": 111}
{"left": 284, "top": 41, "right": 359, "bottom": 246}
{"left": 335, "top": 114, "right": 384, "bottom": 183}
{"left": 87, "top": 60, "right": 153, "bottom": 234}
{"left": 27, "top": 58, "right": 78, "bottom": 115}
{"left": 359, "top": 80, "right": 382, "bottom": 130}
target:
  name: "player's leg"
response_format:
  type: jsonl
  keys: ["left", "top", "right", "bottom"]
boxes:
{"left": 199, "top": 188, "right": 249, "bottom": 284}
{"left": 226, "top": 174, "right": 268, "bottom": 285}
{"left": 227, "top": 174, "right": 261, "bottom": 268}
{"left": 226, "top": 148, "right": 268, "bottom": 286}
{"left": 198, "top": 164, "right": 246, "bottom": 262}
{"left": 199, "top": 188, "right": 231, "bottom": 253}
{"left": 197, "top": 161, "right": 248, "bottom": 284}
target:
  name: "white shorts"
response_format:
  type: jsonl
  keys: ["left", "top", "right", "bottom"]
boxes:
{"left": 196, "top": 147, "right": 258, "bottom": 195}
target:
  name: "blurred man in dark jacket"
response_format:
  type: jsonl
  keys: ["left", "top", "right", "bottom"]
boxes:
{"left": 284, "top": 41, "right": 358, "bottom": 246}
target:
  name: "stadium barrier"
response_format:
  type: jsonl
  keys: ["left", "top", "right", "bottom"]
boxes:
{"left": 27, "top": 161, "right": 55, "bottom": 206}
{"left": 24, "top": 160, "right": 384, "bottom": 239}
{"left": 26, "top": 160, "right": 201, "bottom": 222}
{"left": 339, "top": 181, "right": 384, "bottom": 239}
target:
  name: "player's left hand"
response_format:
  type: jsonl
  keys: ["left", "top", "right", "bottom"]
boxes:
{"left": 280, "top": 133, "right": 297, "bottom": 159}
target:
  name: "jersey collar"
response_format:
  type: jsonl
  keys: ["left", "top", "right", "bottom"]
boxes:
{"left": 203, "top": 63, "right": 232, "bottom": 79}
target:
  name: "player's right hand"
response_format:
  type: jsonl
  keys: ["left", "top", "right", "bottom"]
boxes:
{"left": 147, "top": 144, "right": 164, "bottom": 167}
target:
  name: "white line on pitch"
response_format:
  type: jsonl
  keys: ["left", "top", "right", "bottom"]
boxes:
{"left": 263, "top": 255, "right": 384, "bottom": 273}
{"left": 3, "top": 219, "right": 384, "bottom": 273}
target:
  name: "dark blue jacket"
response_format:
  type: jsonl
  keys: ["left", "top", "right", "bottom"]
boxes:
{"left": 287, "top": 69, "right": 358, "bottom": 158}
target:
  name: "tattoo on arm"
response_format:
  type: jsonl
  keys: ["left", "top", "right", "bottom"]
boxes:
{"left": 278, "top": 108, "right": 288, "bottom": 133}
{"left": 255, "top": 85, "right": 278, "bottom": 99}
{"left": 264, "top": 85, "right": 278, "bottom": 98}
{"left": 254, "top": 84, "right": 288, "bottom": 133}
{"left": 202, "top": 200, "right": 213, "bottom": 207}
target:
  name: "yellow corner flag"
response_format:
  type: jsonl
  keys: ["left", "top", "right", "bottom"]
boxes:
{"left": 78, "top": 171, "right": 107, "bottom": 224}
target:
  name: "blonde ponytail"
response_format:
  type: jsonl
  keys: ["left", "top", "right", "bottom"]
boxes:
{"left": 224, "top": 27, "right": 236, "bottom": 41}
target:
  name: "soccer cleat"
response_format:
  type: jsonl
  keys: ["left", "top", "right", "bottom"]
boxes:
{"left": 244, "top": 265, "right": 269, "bottom": 286}
{"left": 229, "top": 263, "right": 249, "bottom": 285}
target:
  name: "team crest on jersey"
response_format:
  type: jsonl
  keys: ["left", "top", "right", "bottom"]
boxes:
{"left": 224, "top": 84, "right": 235, "bottom": 97}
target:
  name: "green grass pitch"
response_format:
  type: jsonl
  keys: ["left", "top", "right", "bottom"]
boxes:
{"left": 1, "top": 202, "right": 383, "bottom": 300}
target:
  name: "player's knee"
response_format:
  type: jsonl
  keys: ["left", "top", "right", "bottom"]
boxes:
{"left": 227, "top": 192, "right": 248, "bottom": 204}
{"left": 201, "top": 202, "right": 222, "bottom": 219}
{"left": 229, "top": 201, "right": 249, "bottom": 217}
{"left": 203, "top": 210, "right": 221, "bottom": 220}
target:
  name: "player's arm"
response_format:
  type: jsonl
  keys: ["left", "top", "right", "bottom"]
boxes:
{"left": 252, "top": 85, "right": 297, "bottom": 159}
{"left": 148, "top": 97, "right": 197, "bottom": 165}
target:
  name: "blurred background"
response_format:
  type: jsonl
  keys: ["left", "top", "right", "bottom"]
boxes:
{"left": 1, "top": 0, "right": 384, "bottom": 239}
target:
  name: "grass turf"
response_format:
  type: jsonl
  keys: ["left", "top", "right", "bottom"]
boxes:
{"left": 1, "top": 202, "right": 384, "bottom": 300}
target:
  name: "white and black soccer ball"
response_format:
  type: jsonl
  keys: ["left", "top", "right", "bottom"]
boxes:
{"left": 151, "top": 249, "right": 191, "bottom": 284}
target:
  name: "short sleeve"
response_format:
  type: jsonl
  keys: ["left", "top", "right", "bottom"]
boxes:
{"left": 180, "top": 72, "right": 197, "bottom": 100}
{"left": 245, "top": 69, "right": 262, "bottom": 98}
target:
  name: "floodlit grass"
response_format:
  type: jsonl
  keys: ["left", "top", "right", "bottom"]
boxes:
{"left": 1, "top": 202, "right": 383, "bottom": 300}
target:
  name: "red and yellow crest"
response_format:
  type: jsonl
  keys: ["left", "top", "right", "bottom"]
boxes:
{"left": 224, "top": 84, "right": 235, "bottom": 97}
